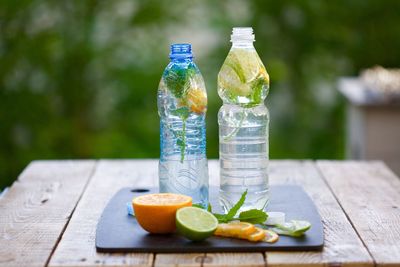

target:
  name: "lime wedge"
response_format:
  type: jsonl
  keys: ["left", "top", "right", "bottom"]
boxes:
{"left": 270, "top": 220, "right": 311, "bottom": 237}
{"left": 176, "top": 207, "right": 218, "bottom": 241}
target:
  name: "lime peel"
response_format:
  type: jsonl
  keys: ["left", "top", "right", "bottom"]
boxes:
{"left": 176, "top": 207, "right": 218, "bottom": 241}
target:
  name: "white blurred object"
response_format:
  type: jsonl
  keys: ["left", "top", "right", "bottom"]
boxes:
{"left": 265, "top": 212, "right": 285, "bottom": 226}
{"left": 361, "top": 66, "right": 400, "bottom": 102}
{"left": 338, "top": 70, "right": 400, "bottom": 176}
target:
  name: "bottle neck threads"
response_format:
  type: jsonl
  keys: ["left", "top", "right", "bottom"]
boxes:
{"left": 170, "top": 43, "right": 193, "bottom": 60}
{"left": 231, "top": 27, "right": 255, "bottom": 48}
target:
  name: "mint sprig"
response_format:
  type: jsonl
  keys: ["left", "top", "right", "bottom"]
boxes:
{"left": 170, "top": 107, "right": 189, "bottom": 162}
{"left": 211, "top": 190, "right": 268, "bottom": 224}
{"left": 226, "top": 189, "right": 247, "bottom": 220}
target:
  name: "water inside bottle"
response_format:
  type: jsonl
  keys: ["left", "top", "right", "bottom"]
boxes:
{"left": 158, "top": 43, "right": 209, "bottom": 208}
{"left": 218, "top": 28, "right": 270, "bottom": 212}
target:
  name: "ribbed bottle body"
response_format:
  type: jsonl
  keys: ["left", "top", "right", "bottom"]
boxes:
{"left": 158, "top": 44, "right": 209, "bottom": 208}
{"left": 217, "top": 28, "right": 270, "bottom": 212}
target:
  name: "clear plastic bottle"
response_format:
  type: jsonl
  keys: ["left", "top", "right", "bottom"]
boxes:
{"left": 218, "top": 28, "right": 270, "bottom": 212}
{"left": 158, "top": 43, "right": 209, "bottom": 208}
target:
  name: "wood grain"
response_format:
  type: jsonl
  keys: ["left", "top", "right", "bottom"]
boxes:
{"left": 48, "top": 160, "right": 156, "bottom": 267}
{"left": 317, "top": 161, "right": 400, "bottom": 266}
{"left": 264, "top": 161, "right": 373, "bottom": 267}
{"left": 0, "top": 160, "right": 96, "bottom": 267}
{"left": 203, "top": 253, "right": 265, "bottom": 267}
{"left": 154, "top": 253, "right": 205, "bottom": 267}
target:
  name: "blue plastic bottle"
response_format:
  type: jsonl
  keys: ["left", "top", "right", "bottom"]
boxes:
{"left": 158, "top": 44, "right": 209, "bottom": 208}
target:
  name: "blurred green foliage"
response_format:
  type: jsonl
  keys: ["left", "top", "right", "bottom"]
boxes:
{"left": 1, "top": 0, "right": 400, "bottom": 189}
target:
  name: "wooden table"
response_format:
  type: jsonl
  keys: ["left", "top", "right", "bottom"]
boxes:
{"left": 1, "top": 160, "right": 400, "bottom": 267}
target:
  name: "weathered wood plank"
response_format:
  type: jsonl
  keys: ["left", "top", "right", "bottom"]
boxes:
{"left": 203, "top": 253, "right": 265, "bottom": 267}
{"left": 317, "top": 161, "right": 400, "bottom": 267}
{"left": 0, "top": 160, "right": 96, "bottom": 267}
{"left": 264, "top": 161, "right": 373, "bottom": 267}
{"left": 48, "top": 160, "right": 156, "bottom": 267}
{"left": 154, "top": 253, "right": 205, "bottom": 267}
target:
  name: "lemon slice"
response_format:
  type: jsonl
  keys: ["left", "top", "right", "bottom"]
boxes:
{"left": 247, "top": 227, "right": 266, "bottom": 242}
{"left": 262, "top": 229, "right": 279, "bottom": 243}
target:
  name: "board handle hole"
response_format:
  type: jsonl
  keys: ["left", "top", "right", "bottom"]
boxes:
{"left": 131, "top": 188, "right": 150, "bottom": 193}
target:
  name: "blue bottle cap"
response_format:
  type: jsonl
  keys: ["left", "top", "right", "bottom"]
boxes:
{"left": 169, "top": 43, "right": 193, "bottom": 59}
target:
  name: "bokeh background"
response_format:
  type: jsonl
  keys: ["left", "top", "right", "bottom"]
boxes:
{"left": 1, "top": 0, "right": 400, "bottom": 189}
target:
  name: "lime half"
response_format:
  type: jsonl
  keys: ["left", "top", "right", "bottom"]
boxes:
{"left": 176, "top": 207, "right": 218, "bottom": 241}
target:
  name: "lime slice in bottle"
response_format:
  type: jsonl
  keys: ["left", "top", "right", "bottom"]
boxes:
{"left": 218, "top": 64, "right": 252, "bottom": 97}
{"left": 176, "top": 207, "right": 218, "bottom": 241}
{"left": 228, "top": 49, "right": 261, "bottom": 82}
{"left": 218, "top": 48, "right": 268, "bottom": 98}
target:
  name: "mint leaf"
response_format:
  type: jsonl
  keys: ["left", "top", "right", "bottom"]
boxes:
{"left": 171, "top": 107, "right": 189, "bottom": 120}
{"left": 192, "top": 203, "right": 203, "bottom": 209}
{"left": 270, "top": 220, "right": 311, "bottom": 237}
{"left": 170, "top": 107, "right": 189, "bottom": 162}
{"left": 213, "top": 213, "right": 228, "bottom": 223}
{"left": 164, "top": 69, "right": 187, "bottom": 98}
{"left": 211, "top": 189, "right": 268, "bottom": 224}
{"left": 207, "top": 203, "right": 212, "bottom": 212}
{"left": 176, "top": 139, "right": 184, "bottom": 147}
{"left": 250, "top": 78, "right": 265, "bottom": 105}
{"left": 164, "top": 64, "right": 196, "bottom": 99}
{"left": 225, "top": 190, "right": 247, "bottom": 221}
{"left": 238, "top": 209, "right": 268, "bottom": 224}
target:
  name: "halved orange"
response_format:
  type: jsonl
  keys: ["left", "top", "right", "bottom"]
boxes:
{"left": 132, "top": 193, "right": 192, "bottom": 234}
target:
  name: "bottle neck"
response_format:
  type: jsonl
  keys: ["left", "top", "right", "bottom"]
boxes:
{"left": 170, "top": 57, "right": 193, "bottom": 63}
{"left": 230, "top": 27, "right": 255, "bottom": 49}
{"left": 231, "top": 41, "right": 255, "bottom": 49}
{"left": 169, "top": 43, "right": 193, "bottom": 62}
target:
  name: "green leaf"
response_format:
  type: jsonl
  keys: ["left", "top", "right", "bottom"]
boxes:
{"left": 250, "top": 78, "right": 265, "bottom": 104}
{"left": 213, "top": 213, "right": 228, "bottom": 223}
{"left": 163, "top": 64, "right": 197, "bottom": 99}
{"left": 192, "top": 203, "right": 203, "bottom": 209}
{"left": 225, "top": 189, "right": 247, "bottom": 221}
{"left": 270, "top": 220, "right": 311, "bottom": 237}
{"left": 164, "top": 69, "right": 187, "bottom": 98}
{"left": 207, "top": 203, "right": 212, "bottom": 212}
{"left": 170, "top": 107, "right": 189, "bottom": 120}
{"left": 170, "top": 107, "right": 189, "bottom": 162}
{"left": 176, "top": 139, "right": 184, "bottom": 147}
{"left": 238, "top": 209, "right": 268, "bottom": 224}
{"left": 211, "top": 190, "right": 269, "bottom": 224}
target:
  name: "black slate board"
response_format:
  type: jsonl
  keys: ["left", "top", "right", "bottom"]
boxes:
{"left": 96, "top": 186, "right": 324, "bottom": 252}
